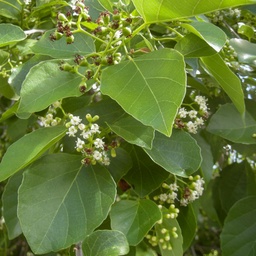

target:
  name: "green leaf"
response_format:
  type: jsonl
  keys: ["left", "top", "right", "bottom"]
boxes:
{"left": 0, "top": 0, "right": 22, "bottom": 20}
{"left": 0, "top": 126, "right": 66, "bottom": 182}
{"left": 238, "top": 24, "right": 254, "bottom": 40}
{"left": 175, "top": 33, "right": 216, "bottom": 57}
{"left": 0, "top": 101, "right": 18, "bottom": 122}
{"left": 155, "top": 207, "right": 183, "bottom": 255}
{"left": 207, "top": 103, "right": 256, "bottom": 144}
{"left": 201, "top": 53, "right": 245, "bottom": 114}
{"left": 230, "top": 38, "right": 256, "bottom": 66}
{"left": 177, "top": 205, "right": 197, "bottom": 251}
{"left": 31, "top": 30, "right": 95, "bottom": 58}
{"left": 107, "top": 147, "right": 132, "bottom": 182}
{"left": 124, "top": 146, "right": 169, "bottom": 197}
{"left": 101, "top": 49, "right": 186, "bottom": 136}
{"left": 82, "top": 230, "right": 129, "bottom": 256}
{"left": 220, "top": 196, "right": 256, "bottom": 256}
{"left": 182, "top": 21, "right": 227, "bottom": 52}
{"left": 18, "top": 153, "right": 116, "bottom": 254}
{"left": 132, "top": 0, "right": 253, "bottom": 23}
{"left": 144, "top": 130, "right": 202, "bottom": 177}
{"left": 2, "top": 172, "right": 23, "bottom": 239}
{"left": 17, "top": 60, "right": 83, "bottom": 118}
{"left": 107, "top": 115, "right": 155, "bottom": 149}
{"left": 0, "top": 24, "right": 26, "bottom": 47}
{"left": 110, "top": 199, "right": 161, "bottom": 246}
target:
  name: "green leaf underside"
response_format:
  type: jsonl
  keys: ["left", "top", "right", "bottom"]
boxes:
{"left": 182, "top": 21, "right": 227, "bottom": 52}
{"left": 201, "top": 54, "right": 245, "bottom": 114}
{"left": 132, "top": 0, "right": 254, "bottom": 23}
{"left": 124, "top": 146, "right": 169, "bottom": 197}
{"left": 17, "top": 60, "right": 83, "bottom": 118}
{"left": 155, "top": 207, "right": 183, "bottom": 256}
{"left": 2, "top": 172, "right": 23, "bottom": 239}
{"left": 110, "top": 200, "right": 161, "bottom": 246}
{"left": 107, "top": 115, "right": 155, "bottom": 149}
{"left": 82, "top": 230, "right": 129, "bottom": 256}
{"left": 18, "top": 153, "right": 116, "bottom": 254}
{"left": 101, "top": 48, "right": 186, "bottom": 136}
{"left": 0, "top": 24, "right": 26, "bottom": 47}
{"left": 220, "top": 196, "right": 256, "bottom": 256}
{"left": 207, "top": 103, "right": 256, "bottom": 144}
{"left": 32, "top": 30, "right": 95, "bottom": 58}
{"left": 144, "top": 130, "right": 202, "bottom": 177}
{"left": 0, "top": 126, "right": 66, "bottom": 182}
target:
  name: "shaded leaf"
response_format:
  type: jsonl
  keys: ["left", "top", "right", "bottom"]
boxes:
{"left": 0, "top": 126, "right": 66, "bottom": 182}
{"left": 132, "top": 0, "right": 253, "bottom": 23}
{"left": 0, "top": 24, "right": 26, "bottom": 47}
{"left": 18, "top": 153, "right": 116, "bottom": 254}
{"left": 101, "top": 48, "right": 186, "bottom": 136}
{"left": 207, "top": 103, "right": 256, "bottom": 144}
{"left": 201, "top": 54, "right": 245, "bottom": 113}
{"left": 2, "top": 172, "right": 23, "bottom": 239}
{"left": 0, "top": 0, "right": 22, "bottom": 19}
{"left": 124, "top": 146, "right": 169, "bottom": 197}
{"left": 144, "top": 130, "right": 202, "bottom": 177}
{"left": 220, "top": 196, "right": 256, "bottom": 256}
{"left": 107, "top": 115, "right": 155, "bottom": 149}
{"left": 110, "top": 200, "right": 161, "bottom": 246}
{"left": 17, "top": 60, "right": 83, "bottom": 118}
{"left": 83, "top": 230, "right": 129, "bottom": 256}
{"left": 31, "top": 30, "right": 95, "bottom": 58}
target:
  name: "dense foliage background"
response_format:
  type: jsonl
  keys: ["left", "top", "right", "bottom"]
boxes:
{"left": 1, "top": 0, "right": 256, "bottom": 255}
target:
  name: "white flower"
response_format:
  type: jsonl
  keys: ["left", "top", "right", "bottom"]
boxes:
{"left": 178, "top": 107, "right": 187, "bottom": 118}
{"left": 81, "top": 130, "right": 91, "bottom": 139}
{"left": 93, "top": 150, "right": 102, "bottom": 161}
{"left": 94, "top": 138, "right": 105, "bottom": 149}
{"left": 51, "top": 119, "right": 58, "bottom": 126}
{"left": 195, "top": 117, "right": 204, "bottom": 127}
{"left": 188, "top": 110, "right": 197, "bottom": 119}
{"left": 180, "top": 198, "right": 189, "bottom": 206}
{"left": 90, "top": 123, "right": 100, "bottom": 134}
{"left": 78, "top": 123, "right": 86, "bottom": 131}
{"left": 168, "top": 192, "right": 177, "bottom": 200}
{"left": 169, "top": 183, "right": 179, "bottom": 191}
{"left": 52, "top": 101, "right": 61, "bottom": 109}
{"left": 75, "top": 138, "right": 85, "bottom": 150}
{"left": 195, "top": 95, "right": 207, "bottom": 105}
{"left": 70, "top": 115, "right": 82, "bottom": 125}
{"left": 46, "top": 113, "right": 53, "bottom": 120}
{"left": 67, "top": 126, "right": 78, "bottom": 137}
{"left": 159, "top": 193, "right": 168, "bottom": 202}
{"left": 186, "top": 121, "right": 197, "bottom": 134}
{"left": 102, "top": 156, "right": 110, "bottom": 165}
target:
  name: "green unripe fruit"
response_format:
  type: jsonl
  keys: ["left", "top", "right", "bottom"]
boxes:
{"left": 122, "top": 27, "right": 132, "bottom": 37}
{"left": 58, "top": 13, "right": 68, "bottom": 22}
{"left": 66, "top": 35, "right": 74, "bottom": 44}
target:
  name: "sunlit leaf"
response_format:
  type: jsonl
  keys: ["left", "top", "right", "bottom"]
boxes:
{"left": 0, "top": 126, "right": 66, "bottom": 182}
{"left": 83, "top": 230, "right": 129, "bottom": 256}
{"left": 18, "top": 153, "right": 116, "bottom": 254}
{"left": 101, "top": 49, "right": 186, "bottom": 136}
{"left": 0, "top": 24, "right": 26, "bottom": 47}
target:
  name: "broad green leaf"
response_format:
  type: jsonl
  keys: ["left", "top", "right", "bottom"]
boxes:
{"left": 177, "top": 205, "right": 197, "bottom": 251}
{"left": 18, "top": 153, "right": 116, "bottom": 254}
{"left": 175, "top": 33, "right": 216, "bottom": 57}
{"left": 0, "top": 126, "right": 66, "bottom": 182}
{"left": 0, "top": 49, "right": 9, "bottom": 63}
{"left": 182, "top": 21, "right": 227, "bottom": 52}
{"left": 0, "top": 101, "right": 18, "bottom": 122}
{"left": 238, "top": 24, "right": 254, "bottom": 40}
{"left": 0, "top": 24, "right": 26, "bottom": 47}
{"left": 132, "top": 0, "right": 254, "bottom": 23}
{"left": 230, "top": 38, "right": 256, "bottom": 66}
{"left": 2, "top": 172, "right": 23, "bottom": 239}
{"left": 124, "top": 146, "right": 169, "bottom": 197}
{"left": 82, "top": 230, "right": 129, "bottom": 256}
{"left": 0, "top": 76, "right": 16, "bottom": 99}
{"left": 144, "top": 130, "right": 202, "bottom": 177}
{"left": 220, "top": 196, "right": 256, "bottom": 256}
{"left": 207, "top": 103, "right": 256, "bottom": 144}
{"left": 17, "top": 60, "right": 83, "bottom": 118}
{"left": 155, "top": 207, "right": 183, "bottom": 255}
{"left": 8, "top": 55, "right": 51, "bottom": 95}
{"left": 0, "top": 0, "right": 22, "bottom": 20}
{"left": 101, "top": 48, "right": 186, "bottom": 136}
{"left": 107, "top": 147, "right": 132, "bottom": 182}
{"left": 110, "top": 200, "right": 161, "bottom": 246}
{"left": 201, "top": 54, "right": 245, "bottom": 114}
{"left": 98, "top": 0, "right": 114, "bottom": 11}
{"left": 107, "top": 115, "right": 155, "bottom": 149}
{"left": 31, "top": 30, "right": 95, "bottom": 58}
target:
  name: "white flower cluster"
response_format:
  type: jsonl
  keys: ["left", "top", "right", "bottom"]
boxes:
{"left": 180, "top": 175, "right": 205, "bottom": 206}
{"left": 176, "top": 95, "right": 209, "bottom": 134}
{"left": 38, "top": 101, "right": 62, "bottom": 127}
{"left": 66, "top": 114, "right": 110, "bottom": 166}
{"left": 155, "top": 182, "right": 179, "bottom": 205}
